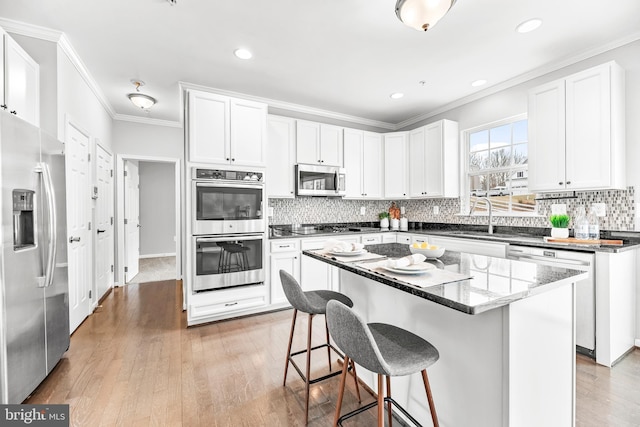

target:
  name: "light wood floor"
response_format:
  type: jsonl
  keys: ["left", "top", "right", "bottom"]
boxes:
{"left": 27, "top": 280, "right": 640, "bottom": 426}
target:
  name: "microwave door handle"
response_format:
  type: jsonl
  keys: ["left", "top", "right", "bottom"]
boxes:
{"left": 334, "top": 172, "right": 338, "bottom": 193}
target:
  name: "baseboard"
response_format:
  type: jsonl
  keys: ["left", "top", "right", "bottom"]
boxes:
{"left": 139, "top": 252, "right": 176, "bottom": 259}
{"left": 635, "top": 339, "right": 640, "bottom": 347}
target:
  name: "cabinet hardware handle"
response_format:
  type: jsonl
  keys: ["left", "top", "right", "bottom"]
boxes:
{"left": 97, "top": 229, "right": 106, "bottom": 233}
{"left": 69, "top": 236, "right": 81, "bottom": 243}
{"left": 0, "top": 104, "right": 6, "bottom": 110}
{"left": 566, "top": 181, "right": 571, "bottom": 185}
{"left": 294, "top": 256, "right": 298, "bottom": 259}
{"left": 226, "top": 158, "right": 230, "bottom": 161}
{"left": 224, "top": 302, "right": 238, "bottom": 307}
{"left": 231, "top": 158, "right": 235, "bottom": 162}
{"left": 10, "top": 110, "right": 17, "bottom": 115}
{"left": 558, "top": 182, "right": 563, "bottom": 185}
{"left": 321, "top": 160, "right": 324, "bottom": 163}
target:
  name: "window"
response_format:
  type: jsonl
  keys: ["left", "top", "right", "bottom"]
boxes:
{"left": 465, "top": 115, "right": 536, "bottom": 214}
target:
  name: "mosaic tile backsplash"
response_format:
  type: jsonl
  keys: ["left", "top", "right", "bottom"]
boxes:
{"left": 269, "top": 186, "right": 636, "bottom": 231}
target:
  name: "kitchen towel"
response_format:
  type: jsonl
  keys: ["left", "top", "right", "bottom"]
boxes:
{"left": 323, "top": 239, "right": 365, "bottom": 253}
{"left": 311, "top": 249, "right": 387, "bottom": 263}
{"left": 357, "top": 260, "right": 473, "bottom": 288}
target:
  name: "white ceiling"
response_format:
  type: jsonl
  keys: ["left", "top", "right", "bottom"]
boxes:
{"left": 0, "top": 0, "right": 639, "bottom": 128}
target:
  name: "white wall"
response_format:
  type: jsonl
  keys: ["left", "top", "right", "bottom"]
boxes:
{"left": 112, "top": 120, "right": 183, "bottom": 158}
{"left": 138, "top": 162, "right": 176, "bottom": 256}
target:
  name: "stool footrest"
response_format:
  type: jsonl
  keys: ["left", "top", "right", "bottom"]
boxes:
{"left": 287, "top": 342, "right": 352, "bottom": 385}
{"left": 337, "top": 397, "right": 423, "bottom": 427}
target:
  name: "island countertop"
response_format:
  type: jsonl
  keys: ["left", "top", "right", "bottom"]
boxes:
{"left": 303, "top": 242, "right": 588, "bottom": 315}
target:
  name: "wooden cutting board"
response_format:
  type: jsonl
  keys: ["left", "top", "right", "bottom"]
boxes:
{"left": 543, "top": 237, "right": 624, "bottom": 245}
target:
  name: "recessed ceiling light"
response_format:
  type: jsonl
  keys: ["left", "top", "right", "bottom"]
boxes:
{"left": 516, "top": 18, "right": 542, "bottom": 34}
{"left": 471, "top": 79, "right": 487, "bottom": 87}
{"left": 234, "top": 48, "right": 253, "bottom": 60}
{"left": 390, "top": 92, "right": 404, "bottom": 99}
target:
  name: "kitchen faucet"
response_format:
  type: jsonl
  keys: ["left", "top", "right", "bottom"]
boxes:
{"left": 469, "top": 197, "right": 494, "bottom": 234}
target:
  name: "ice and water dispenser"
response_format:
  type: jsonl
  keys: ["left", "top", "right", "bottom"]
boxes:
{"left": 13, "top": 189, "right": 35, "bottom": 250}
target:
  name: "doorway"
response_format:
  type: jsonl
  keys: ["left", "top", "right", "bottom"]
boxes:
{"left": 116, "top": 155, "right": 181, "bottom": 286}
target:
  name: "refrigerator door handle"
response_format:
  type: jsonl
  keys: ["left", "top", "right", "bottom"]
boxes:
{"left": 36, "top": 162, "right": 58, "bottom": 288}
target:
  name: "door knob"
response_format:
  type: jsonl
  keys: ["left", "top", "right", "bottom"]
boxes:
{"left": 69, "top": 236, "right": 81, "bottom": 243}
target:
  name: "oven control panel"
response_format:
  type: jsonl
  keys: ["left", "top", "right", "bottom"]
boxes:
{"left": 194, "top": 168, "right": 263, "bottom": 182}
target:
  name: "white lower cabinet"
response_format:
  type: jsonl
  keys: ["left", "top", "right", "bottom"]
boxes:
{"left": 396, "top": 234, "right": 411, "bottom": 244}
{"left": 300, "top": 236, "right": 358, "bottom": 292}
{"left": 382, "top": 233, "right": 397, "bottom": 244}
{"left": 269, "top": 240, "right": 300, "bottom": 305}
{"left": 188, "top": 284, "right": 267, "bottom": 322}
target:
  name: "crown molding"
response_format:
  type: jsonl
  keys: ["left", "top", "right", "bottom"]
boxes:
{"left": 179, "top": 81, "right": 397, "bottom": 131}
{"left": 0, "top": 17, "right": 62, "bottom": 42}
{"left": 113, "top": 113, "right": 182, "bottom": 128}
{"left": 397, "top": 31, "right": 640, "bottom": 130}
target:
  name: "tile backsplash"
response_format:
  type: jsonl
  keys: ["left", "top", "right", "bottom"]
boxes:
{"left": 269, "top": 186, "right": 636, "bottom": 231}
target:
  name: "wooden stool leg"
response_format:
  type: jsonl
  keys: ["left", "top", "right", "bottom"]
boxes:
{"left": 283, "top": 309, "right": 298, "bottom": 386}
{"left": 377, "top": 374, "right": 384, "bottom": 427}
{"left": 351, "top": 361, "right": 361, "bottom": 403}
{"left": 333, "top": 355, "right": 350, "bottom": 427}
{"left": 386, "top": 375, "right": 392, "bottom": 427}
{"left": 421, "top": 369, "right": 439, "bottom": 427}
{"left": 324, "top": 316, "right": 332, "bottom": 371}
{"left": 304, "top": 313, "right": 314, "bottom": 425}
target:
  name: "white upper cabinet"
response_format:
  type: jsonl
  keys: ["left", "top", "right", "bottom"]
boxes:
{"left": 383, "top": 132, "right": 408, "bottom": 199}
{"left": 266, "top": 115, "right": 296, "bottom": 198}
{"left": 296, "top": 120, "right": 343, "bottom": 166}
{"left": 2, "top": 32, "right": 40, "bottom": 126}
{"left": 409, "top": 120, "right": 459, "bottom": 198}
{"left": 528, "top": 61, "right": 625, "bottom": 192}
{"left": 343, "top": 128, "right": 383, "bottom": 199}
{"left": 187, "top": 90, "right": 266, "bottom": 166}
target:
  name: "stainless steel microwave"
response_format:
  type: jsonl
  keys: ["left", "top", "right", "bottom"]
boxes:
{"left": 295, "top": 164, "right": 346, "bottom": 196}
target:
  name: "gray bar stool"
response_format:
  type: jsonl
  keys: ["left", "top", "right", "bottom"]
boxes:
{"left": 327, "top": 300, "right": 440, "bottom": 427}
{"left": 279, "top": 270, "right": 361, "bottom": 425}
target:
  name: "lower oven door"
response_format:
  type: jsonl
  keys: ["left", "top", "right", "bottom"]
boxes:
{"left": 193, "top": 234, "right": 264, "bottom": 292}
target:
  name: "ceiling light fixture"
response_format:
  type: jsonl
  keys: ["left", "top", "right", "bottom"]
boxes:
{"left": 516, "top": 18, "right": 542, "bottom": 33}
{"left": 390, "top": 92, "right": 404, "bottom": 99}
{"left": 234, "top": 48, "right": 253, "bottom": 60}
{"left": 127, "top": 80, "right": 156, "bottom": 110}
{"left": 471, "top": 79, "right": 487, "bottom": 87}
{"left": 395, "top": 0, "right": 457, "bottom": 32}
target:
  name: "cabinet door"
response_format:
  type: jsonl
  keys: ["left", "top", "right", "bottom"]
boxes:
{"left": 4, "top": 35, "right": 39, "bottom": 126}
{"left": 408, "top": 127, "right": 426, "bottom": 197}
{"left": 343, "top": 128, "right": 364, "bottom": 198}
{"left": 319, "top": 124, "right": 343, "bottom": 166}
{"left": 267, "top": 115, "right": 296, "bottom": 197}
{"left": 527, "top": 80, "right": 566, "bottom": 192}
{"left": 270, "top": 252, "right": 300, "bottom": 305}
{"left": 300, "top": 255, "right": 331, "bottom": 291}
{"left": 384, "top": 132, "right": 408, "bottom": 198}
{"left": 296, "top": 120, "right": 320, "bottom": 164}
{"left": 424, "top": 121, "right": 444, "bottom": 196}
{"left": 188, "top": 91, "right": 230, "bottom": 163}
{"left": 230, "top": 99, "right": 267, "bottom": 166}
{"left": 565, "top": 64, "right": 611, "bottom": 190}
{"left": 362, "top": 132, "right": 383, "bottom": 198}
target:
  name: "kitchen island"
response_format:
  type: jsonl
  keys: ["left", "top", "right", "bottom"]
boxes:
{"left": 304, "top": 243, "right": 589, "bottom": 427}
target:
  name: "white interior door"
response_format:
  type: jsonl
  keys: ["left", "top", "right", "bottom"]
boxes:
{"left": 125, "top": 161, "right": 140, "bottom": 282}
{"left": 65, "top": 122, "right": 92, "bottom": 333}
{"left": 95, "top": 145, "right": 114, "bottom": 300}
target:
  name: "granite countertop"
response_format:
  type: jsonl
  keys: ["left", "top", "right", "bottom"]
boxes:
{"left": 303, "top": 243, "right": 588, "bottom": 315}
{"left": 270, "top": 222, "right": 640, "bottom": 253}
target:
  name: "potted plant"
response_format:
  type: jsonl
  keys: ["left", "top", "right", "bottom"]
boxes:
{"left": 379, "top": 212, "right": 390, "bottom": 229}
{"left": 549, "top": 214, "right": 570, "bottom": 238}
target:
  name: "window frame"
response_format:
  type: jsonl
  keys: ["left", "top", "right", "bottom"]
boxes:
{"left": 460, "top": 113, "right": 539, "bottom": 217}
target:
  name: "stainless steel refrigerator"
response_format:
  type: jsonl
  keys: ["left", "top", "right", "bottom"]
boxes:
{"left": 0, "top": 111, "right": 69, "bottom": 403}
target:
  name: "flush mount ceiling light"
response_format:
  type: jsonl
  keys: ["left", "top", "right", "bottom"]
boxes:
{"left": 390, "top": 92, "right": 404, "bottom": 99}
{"left": 516, "top": 18, "right": 543, "bottom": 33}
{"left": 234, "top": 48, "right": 253, "bottom": 59}
{"left": 127, "top": 80, "right": 156, "bottom": 110}
{"left": 471, "top": 79, "right": 487, "bottom": 87}
{"left": 395, "top": 0, "right": 457, "bottom": 32}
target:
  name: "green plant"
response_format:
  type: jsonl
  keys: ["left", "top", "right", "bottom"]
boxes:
{"left": 549, "top": 214, "right": 570, "bottom": 228}
{"left": 378, "top": 212, "right": 390, "bottom": 220}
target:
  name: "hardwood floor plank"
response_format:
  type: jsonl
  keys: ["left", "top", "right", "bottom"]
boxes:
{"left": 25, "top": 280, "right": 640, "bottom": 426}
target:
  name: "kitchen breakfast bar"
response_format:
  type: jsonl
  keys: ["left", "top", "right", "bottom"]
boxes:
{"left": 304, "top": 243, "right": 589, "bottom": 427}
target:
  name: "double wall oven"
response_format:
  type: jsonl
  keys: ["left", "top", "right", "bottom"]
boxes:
{"left": 191, "top": 168, "right": 265, "bottom": 292}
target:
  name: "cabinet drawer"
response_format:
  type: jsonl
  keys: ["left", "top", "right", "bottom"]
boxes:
{"left": 361, "top": 235, "right": 382, "bottom": 244}
{"left": 301, "top": 236, "right": 357, "bottom": 251}
{"left": 411, "top": 235, "right": 429, "bottom": 244}
{"left": 396, "top": 234, "right": 411, "bottom": 244}
{"left": 382, "top": 233, "right": 397, "bottom": 243}
{"left": 270, "top": 240, "right": 299, "bottom": 253}
{"left": 190, "top": 288, "right": 267, "bottom": 319}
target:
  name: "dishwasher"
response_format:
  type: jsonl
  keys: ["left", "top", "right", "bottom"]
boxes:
{"left": 507, "top": 245, "right": 595, "bottom": 358}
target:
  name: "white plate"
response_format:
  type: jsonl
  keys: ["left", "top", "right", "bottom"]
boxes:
{"left": 329, "top": 249, "right": 368, "bottom": 257}
{"left": 381, "top": 263, "right": 435, "bottom": 275}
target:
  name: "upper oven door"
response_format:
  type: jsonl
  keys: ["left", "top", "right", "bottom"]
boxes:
{"left": 192, "top": 181, "right": 265, "bottom": 235}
